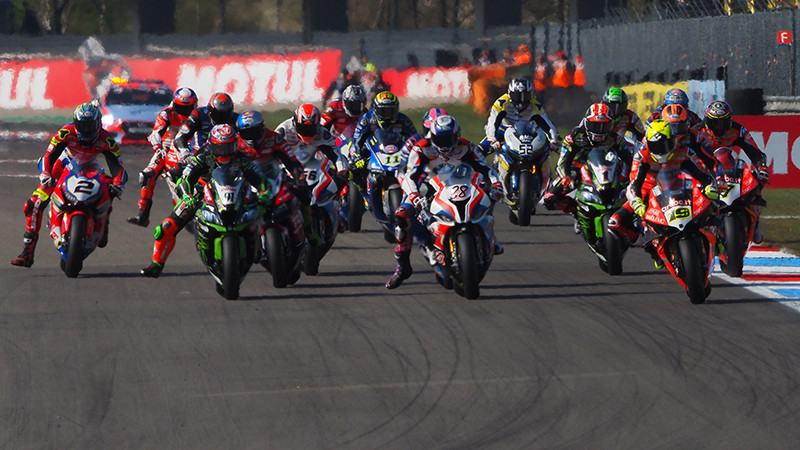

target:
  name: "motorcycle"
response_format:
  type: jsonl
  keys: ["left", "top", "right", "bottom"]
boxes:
{"left": 641, "top": 169, "right": 717, "bottom": 304}
{"left": 575, "top": 146, "right": 630, "bottom": 275}
{"left": 259, "top": 162, "right": 307, "bottom": 288}
{"left": 495, "top": 120, "right": 551, "bottom": 226}
{"left": 421, "top": 163, "right": 496, "bottom": 299}
{"left": 49, "top": 156, "right": 114, "bottom": 278}
{"left": 336, "top": 134, "right": 365, "bottom": 232}
{"left": 713, "top": 146, "right": 763, "bottom": 277}
{"left": 193, "top": 164, "right": 263, "bottom": 300}
{"left": 354, "top": 128, "right": 406, "bottom": 243}
{"left": 294, "top": 144, "right": 341, "bottom": 275}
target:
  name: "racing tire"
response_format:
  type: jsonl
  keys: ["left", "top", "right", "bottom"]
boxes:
{"left": 265, "top": 227, "right": 288, "bottom": 288}
{"left": 721, "top": 214, "right": 745, "bottom": 278}
{"left": 435, "top": 271, "right": 454, "bottom": 290}
{"left": 517, "top": 170, "right": 533, "bottom": 226}
{"left": 387, "top": 187, "right": 403, "bottom": 226}
{"left": 221, "top": 235, "right": 240, "bottom": 300}
{"left": 303, "top": 215, "right": 322, "bottom": 276}
{"left": 678, "top": 236, "right": 709, "bottom": 304}
{"left": 603, "top": 215, "right": 623, "bottom": 276}
{"left": 456, "top": 232, "right": 480, "bottom": 299}
{"left": 347, "top": 181, "right": 363, "bottom": 232}
{"left": 64, "top": 215, "right": 86, "bottom": 278}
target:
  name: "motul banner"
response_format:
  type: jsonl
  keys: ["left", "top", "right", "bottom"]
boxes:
{"left": 738, "top": 115, "right": 800, "bottom": 188}
{"left": 382, "top": 67, "right": 470, "bottom": 100}
{"left": 0, "top": 50, "right": 342, "bottom": 110}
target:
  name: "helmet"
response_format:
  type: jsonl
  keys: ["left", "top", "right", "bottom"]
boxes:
{"left": 293, "top": 103, "right": 320, "bottom": 144}
{"left": 662, "top": 104, "right": 689, "bottom": 137}
{"left": 429, "top": 115, "right": 460, "bottom": 158}
{"left": 373, "top": 91, "right": 400, "bottom": 128}
{"left": 421, "top": 107, "right": 449, "bottom": 134}
{"left": 646, "top": 119, "right": 677, "bottom": 164}
{"left": 172, "top": 87, "right": 197, "bottom": 117}
{"left": 507, "top": 77, "right": 533, "bottom": 110}
{"left": 583, "top": 102, "right": 613, "bottom": 144}
{"left": 236, "top": 110, "right": 266, "bottom": 147}
{"left": 208, "top": 124, "right": 237, "bottom": 164}
{"left": 73, "top": 101, "right": 102, "bottom": 145}
{"left": 602, "top": 87, "right": 628, "bottom": 118}
{"left": 705, "top": 100, "right": 733, "bottom": 138}
{"left": 341, "top": 84, "right": 366, "bottom": 117}
{"left": 663, "top": 88, "right": 689, "bottom": 107}
{"left": 208, "top": 92, "right": 234, "bottom": 125}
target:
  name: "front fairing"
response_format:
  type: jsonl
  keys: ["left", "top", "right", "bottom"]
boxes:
{"left": 577, "top": 147, "right": 626, "bottom": 207}
{"left": 427, "top": 164, "right": 494, "bottom": 249}
{"left": 643, "top": 169, "right": 711, "bottom": 237}
{"left": 714, "top": 147, "right": 758, "bottom": 209}
{"left": 366, "top": 129, "right": 404, "bottom": 174}
{"left": 197, "top": 166, "right": 260, "bottom": 230}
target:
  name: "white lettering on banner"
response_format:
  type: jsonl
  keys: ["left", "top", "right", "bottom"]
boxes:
{"left": 178, "top": 60, "right": 323, "bottom": 105}
{"left": 405, "top": 70, "right": 469, "bottom": 99}
{"left": 0, "top": 67, "right": 53, "bottom": 110}
{"left": 750, "top": 131, "right": 793, "bottom": 174}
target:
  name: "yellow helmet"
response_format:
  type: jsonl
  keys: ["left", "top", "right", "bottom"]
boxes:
{"left": 646, "top": 119, "right": 677, "bottom": 164}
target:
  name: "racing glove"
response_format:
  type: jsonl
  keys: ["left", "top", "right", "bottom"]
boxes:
{"left": 109, "top": 183, "right": 124, "bottom": 199}
{"left": 559, "top": 176, "right": 574, "bottom": 192}
{"left": 630, "top": 197, "right": 646, "bottom": 218}
{"left": 139, "top": 168, "right": 156, "bottom": 187}
{"left": 488, "top": 139, "right": 503, "bottom": 154}
{"left": 703, "top": 184, "right": 720, "bottom": 201}
{"left": 489, "top": 182, "right": 504, "bottom": 202}
{"left": 409, "top": 192, "right": 429, "bottom": 213}
{"left": 38, "top": 171, "right": 54, "bottom": 188}
{"left": 756, "top": 163, "right": 770, "bottom": 184}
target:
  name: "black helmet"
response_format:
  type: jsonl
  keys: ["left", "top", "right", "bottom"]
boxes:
{"left": 73, "top": 101, "right": 102, "bottom": 145}
{"left": 208, "top": 92, "right": 234, "bottom": 124}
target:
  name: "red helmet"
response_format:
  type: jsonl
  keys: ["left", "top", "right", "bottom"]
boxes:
{"left": 583, "top": 102, "right": 613, "bottom": 144}
{"left": 172, "top": 87, "right": 197, "bottom": 117}
{"left": 209, "top": 123, "right": 237, "bottom": 164}
{"left": 208, "top": 92, "right": 234, "bottom": 125}
{"left": 293, "top": 104, "right": 320, "bottom": 144}
{"left": 662, "top": 104, "right": 689, "bottom": 137}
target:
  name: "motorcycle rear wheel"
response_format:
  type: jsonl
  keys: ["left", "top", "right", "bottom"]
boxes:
{"left": 221, "top": 235, "right": 240, "bottom": 300}
{"left": 456, "top": 232, "right": 480, "bottom": 299}
{"left": 64, "top": 215, "right": 86, "bottom": 278}
{"left": 265, "top": 227, "right": 288, "bottom": 288}
{"left": 678, "top": 236, "right": 709, "bottom": 304}
{"left": 721, "top": 214, "right": 745, "bottom": 278}
{"left": 516, "top": 170, "right": 533, "bottom": 226}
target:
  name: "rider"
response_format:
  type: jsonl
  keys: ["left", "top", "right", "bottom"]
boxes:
{"left": 140, "top": 124, "right": 272, "bottom": 278}
{"left": 351, "top": 90, "right": 418, "bottom": 161}
{"left": 236, "top": 110, "right": 320, "bottom": 247}
{"left": 399, "top": 107, "right": 449, "bottom": 171}
{"left": 386, "top": 115, "right": 504, "bottom": 290}
{"left": 11, "top": 101, "right": 127, "bottom": 267}
{"left": 602, "top": 87, "right": 645, "bottom": 145}
{"left": 690, "top": 100, "right": 770, "bottom": 243}
{"left": 542, "top": 102, "right": 632, "bottom": 230}
{"left": 608, "top": 119, "right": 719, "bottom": 268}
{"left": 645, "top": 88, "right": 703, "bottom": 130}
{"left": 320, "top": 84, "right": 368, "bottom": 140}
{"left": 483, "top": 77, "right": 558, "bottom": 154}
{"left": 172, "top": 92, "right": 239, "bottom": 160}
{"left": 128, "top": 86, "right": 198, "bottom": 227}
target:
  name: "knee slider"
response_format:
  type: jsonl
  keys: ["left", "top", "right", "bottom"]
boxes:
{"left": 154, "top": 218, "right": 177, "bottom": 240}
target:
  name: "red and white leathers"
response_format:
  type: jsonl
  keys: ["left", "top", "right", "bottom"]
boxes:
{"left": 396, "top": 137, "right": 502, "bottom": 253}
{"left": 15, "top": 125, "right": 126, "bottom": 265}
{"left": 236, "top": 127, "right": 304, "bottom": 181}
{"left": 690, "top": 120, "right": 767, "bottom": 175}
{"left": 137, "top": 106, "right": 190, "bottom": 206}
{"left": 320, "top": 98, "right": 366, "bottom": 140}
{"left": 609, "top": 140, "right": 714, "bottom": 243}
{"left": 611, "top": 109, "right": 646, "bottom": 146}
{"left": 275, "top": 117, "right": 349, "bottom": 174}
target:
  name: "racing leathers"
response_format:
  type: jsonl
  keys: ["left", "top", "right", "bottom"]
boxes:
{"left": 543, "top": 125, "right": 633, "bottom": 215}
{"left": 11, "top": 125, "right": 127, "bottom": 267}
{"left": 275, "top": 117, "right": 349, "bottom": 191}
{"left": 140, "top": 144, "right": 270, "bottom": 277}
{"left": 483, "top": 93, "right": 558, "bottom": 152}
{"left": 612, "top": 109, "right": 646, "bottom": 147}
{"left": 646, "top": 105, "right": 703, "bottom": 130}
{"left": 351, "top": 109, "right": 417, "bottom": 159}
{"left": 320, "top": 98, "right": 366, "bottom": 141}
{"left": 386, "top": 137, "right": 503, "bottom": 289}
{"left": 128, "top": 105, "right": 190, "bottom": 227}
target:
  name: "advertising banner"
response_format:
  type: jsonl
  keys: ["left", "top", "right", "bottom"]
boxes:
{"left": 382, "top": 67, "right": 470, "bottom": 101}
{"left": 738, "top": 115, "right": 800, "bottom": 188}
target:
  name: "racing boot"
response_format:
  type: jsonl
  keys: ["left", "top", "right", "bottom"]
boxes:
{"left": 98, "top": 207, "right": 111, "bottom": 248}
{"left": 128, "top": 199, "right": 152, "bottom": 227}
{"left": 10, "top": 232, "right": 38, "bottom": 268}
{"left": 752, "top": 219, "right": 763, "bottom": 245}
{"left": 644, "top": 245, "right": 664, "bottom": 270}
{"left": 140, "top": 262, "right": 164, "bottom": 278}
{"left": 301, "top": 205, "right": 322, "bottom": 247}
{"left": 386, "top": 250, "right": 413, "bottom": 289}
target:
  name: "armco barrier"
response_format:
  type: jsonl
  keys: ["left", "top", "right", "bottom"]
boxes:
{"left": 738, "top": 115, "right": 800, "bottom": 188}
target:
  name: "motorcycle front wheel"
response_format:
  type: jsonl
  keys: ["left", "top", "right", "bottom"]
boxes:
{"left": 221, "top": 235, "right": 240, "bottom": 300}
{"left": 516, "top": 170, "right": 533, "bottom": 226}
{"left": 265, "top": 227, "right": 288, "bottom": 288}
{"left": 602, "top": 215, "right": 623, "bottom": 276}
{"left": 347, "top": 181, "right": 364, "bottom": 232}
{"left": 678, "top": 236, "right": 709, "bottom": 304}
{"left": 721, "top": 214, "right": 745, "bottom": 278}
{"left": 456, "top": 232, "right": 480, "bottom": 299}
{"left": 64, "top": 214, "right": 86, "bottom": 278}
{"left": 303, "top": 214, "right": 324, "bottom": 276}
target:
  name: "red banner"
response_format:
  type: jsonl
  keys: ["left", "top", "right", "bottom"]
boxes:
{"left": 0, "top": 50, "right": 342, "bottom": 110}
{"left": 738, "top": 115, "right": 800, "bottom": 188}
{"left": 382, "top": 67, "right": 470, "bottom": 101}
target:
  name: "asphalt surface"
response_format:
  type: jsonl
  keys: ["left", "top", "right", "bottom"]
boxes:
{"left": 2, "top": 139, "right": 800, "bottom": 449}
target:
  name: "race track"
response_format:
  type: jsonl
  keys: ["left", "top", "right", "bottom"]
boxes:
{"left": 2, "top": 140, "right": 799, "bottom": 448}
